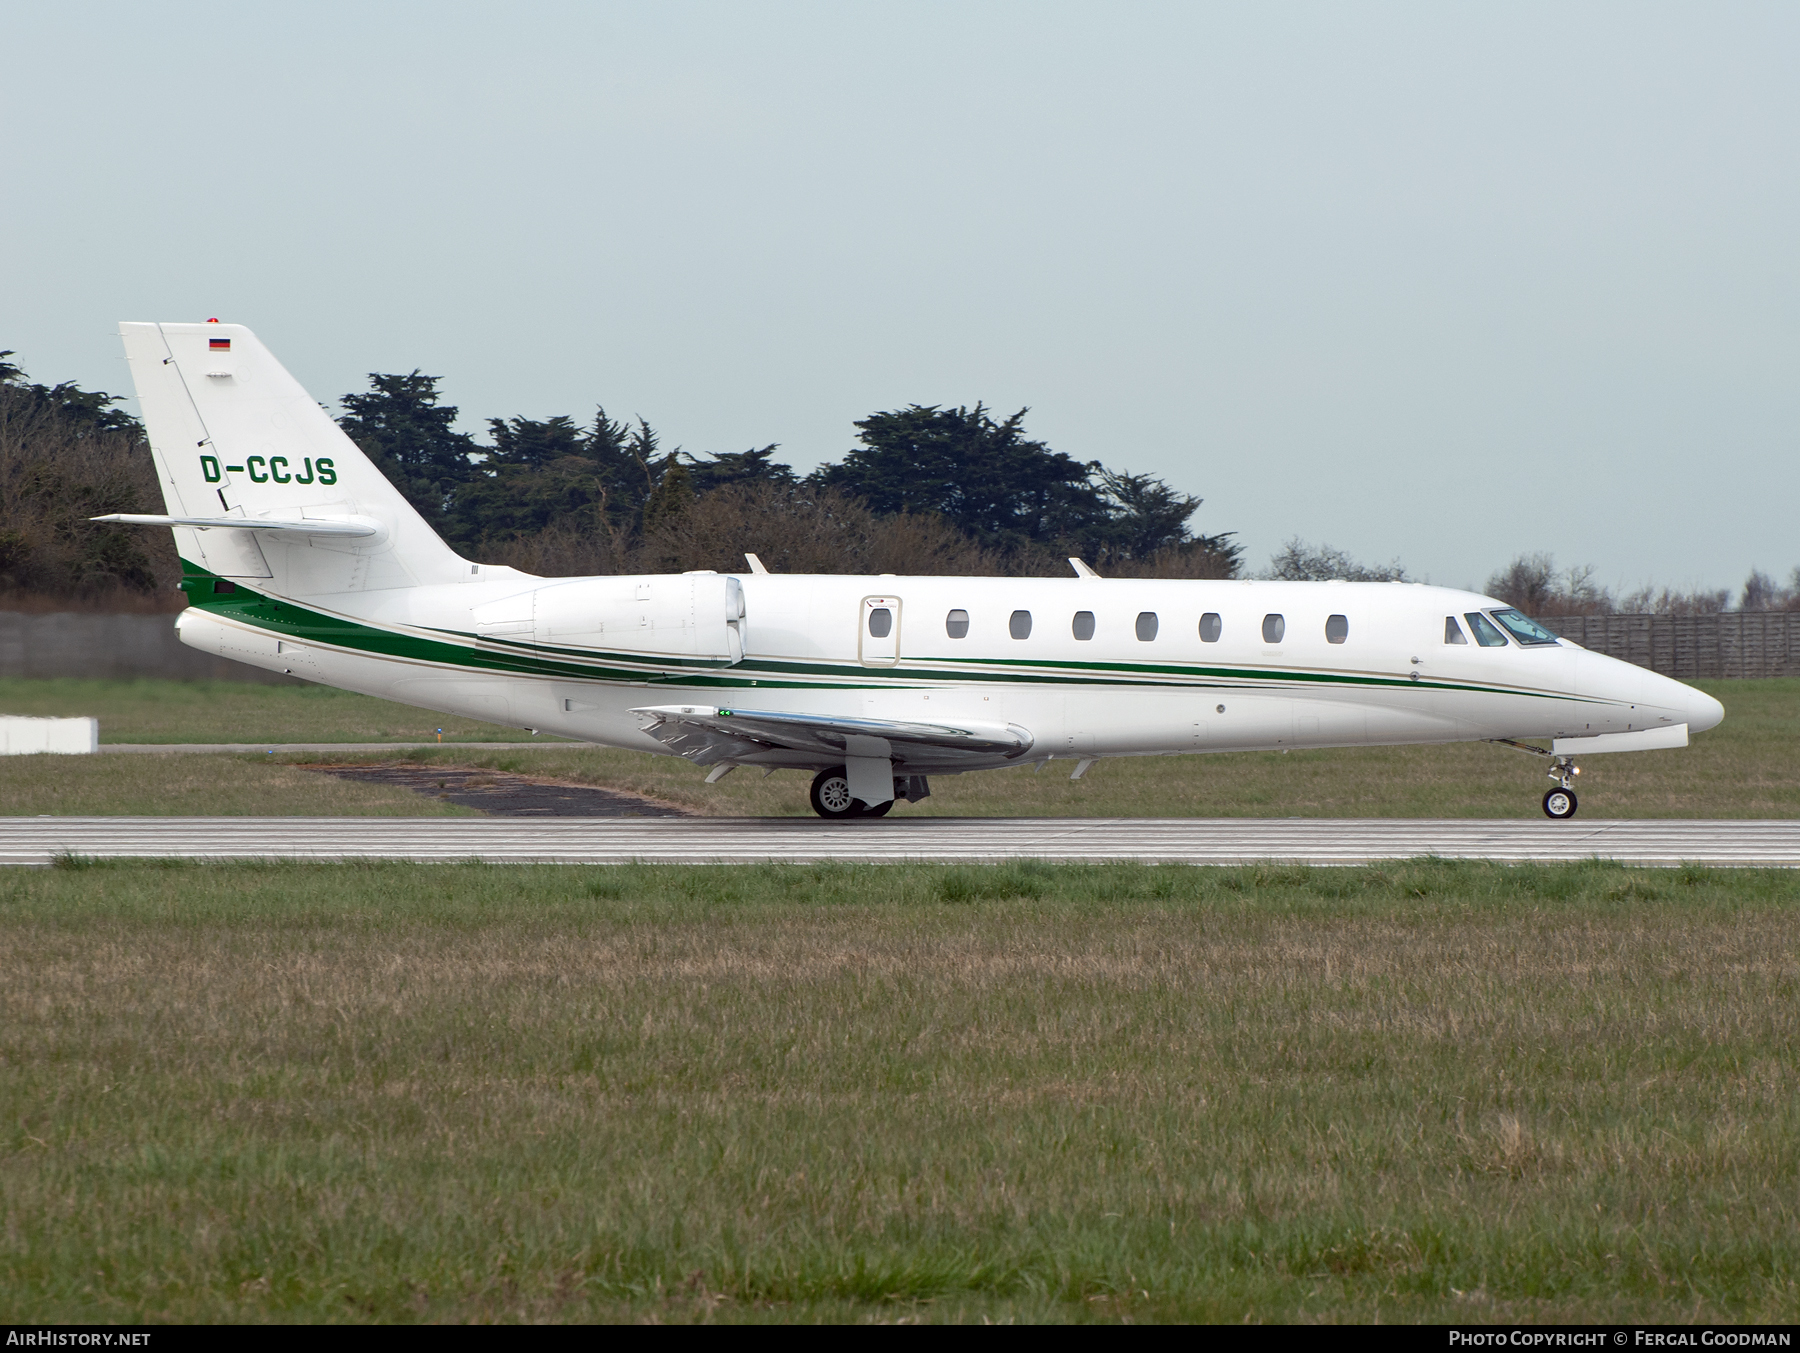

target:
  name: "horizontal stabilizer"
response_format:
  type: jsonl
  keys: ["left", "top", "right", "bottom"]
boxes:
{"left": 92, "top": 513, "right": 380, "bottom": 539}
{"left": 632, "top": 704, "right": 1033, "bottom": 767}
{"left": 1552, "top": 723, "right": 1688, "bottom": 756}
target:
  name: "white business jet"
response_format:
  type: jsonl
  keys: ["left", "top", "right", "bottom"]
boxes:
{"left": 97, "top": 321, "right": 1723, "bottom": 820}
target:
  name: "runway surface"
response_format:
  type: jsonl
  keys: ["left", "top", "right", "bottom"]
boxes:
{"left": 2, "top": 817, "right": 1797, "bottom": 866}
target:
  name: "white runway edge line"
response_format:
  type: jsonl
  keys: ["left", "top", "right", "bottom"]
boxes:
{"left": 2, "top": 818, "right": 1798, "bottom": 867}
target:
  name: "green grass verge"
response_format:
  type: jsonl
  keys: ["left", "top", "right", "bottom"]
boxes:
{"left": 3, "top": 860, "right": 1798, "bottom": 1323}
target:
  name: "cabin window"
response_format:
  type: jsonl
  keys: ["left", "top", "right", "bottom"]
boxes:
{"left": 1445, "top": 616, "right": 1468, "bottom": 644}
{"left": 1199, "top": 612, "right": 1222, "bottom": 642}
{"left": 1072, "top": 610, "right": 1095, "bottom": 641}
{"left": 1325, "top": 614, "right": 1348, "bottom": 644}
{"left": 1009, "top": 609, "right": 1033, "bottom": 640}
{"left": 212, "top": 579, "right": 237, "bottom": 595}
{"left": 945, "top": 609, "right": 969, "bottom": 639}
{"left": 1465, "top": 611, "right": 1509, "bottom": 647}
{"left": 867, "top": 607, "right": 892, "bottom": 639}
{"left": 1135, "top": 612, "right": 1159, "bottom": 642}
{"left": 1491, "top": 608, "right": 1561, "bottom": 646}
{"left": 1262, "top": 613, "right": 1285, "bottom": 643}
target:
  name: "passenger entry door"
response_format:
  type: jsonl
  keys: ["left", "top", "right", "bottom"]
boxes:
{"left": 860, "top": 595, "right": 900, "bottom": 666}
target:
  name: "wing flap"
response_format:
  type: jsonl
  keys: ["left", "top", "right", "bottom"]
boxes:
{"left": 632, "top": 704, "right": 1033, "bottom": 767}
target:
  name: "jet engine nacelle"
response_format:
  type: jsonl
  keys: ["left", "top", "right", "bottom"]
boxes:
{"left": 472, "top": 572, "right": 746, "bottom": 663}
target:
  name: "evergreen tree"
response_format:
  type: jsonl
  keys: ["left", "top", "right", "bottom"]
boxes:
{"left": 816, "top": 404, "right": 1105, "bottom": 549}
{"left": 441, "top": 406, "right": 671, "bottom": 551}
{"left": 814, "top": 403, "right": 1211, "bottom": 561}
{"left": 484, "top": 414, "right": 586, "bottom": 468}
{"left": 641, "top": 455, "right": 696, "bottom": 532}
{"left": 337, "top": 372, "right": 478, "bottom": 527}
{"left": 1089, "top": 469, "right": 1204, "bottom": 559}
{"left": 585, "top": 407, "right": 648, "bottom": 514}
{"left": 0, "top": 351, "right": 142, "bottom": 434}
{"left": 684, "top": 444, "right": 793, "bottom": 495}
{"left": 0, "top": 352, "right": 170, "bottom": 595}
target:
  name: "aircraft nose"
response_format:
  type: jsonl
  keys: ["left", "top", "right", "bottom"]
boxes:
{"left": 1684, "top": 686, "right": 1725, "bottom": 734}
{"left": 1644, "top": 670, "right": 1724, "bottom": 734}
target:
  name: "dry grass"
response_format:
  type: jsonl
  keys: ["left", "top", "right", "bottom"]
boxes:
{"left": 1, "top": 860, "right": 1798, "bottom": 1323}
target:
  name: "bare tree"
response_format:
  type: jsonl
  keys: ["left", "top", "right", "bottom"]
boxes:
{"left": 1738, "top": 568, "right": 1800, "bottom": 611}
{"left": 1486, "top": 554, "right": 1613, "bottom": 616}
{"left": 1617, "top": 584, "right": 1731, "bottom": 615}
{"left": 1267, "top": 538, "right": 1408, "bottom": 582}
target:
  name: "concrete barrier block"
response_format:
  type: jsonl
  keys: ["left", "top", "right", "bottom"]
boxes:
{"left": 0, "top": 716, "right": 99, "bottom": 755}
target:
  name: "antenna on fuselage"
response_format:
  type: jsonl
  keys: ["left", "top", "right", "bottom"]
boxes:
{"left": 745, "top": 553, "right": 770, "bottom": 574}
{"left": 1068, "top": 557, "right": 1100, "bottom": 579}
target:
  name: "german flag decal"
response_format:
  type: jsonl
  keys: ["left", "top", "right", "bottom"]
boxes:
{"left": 209, "top": 338, "right": 231, "bottom": 351}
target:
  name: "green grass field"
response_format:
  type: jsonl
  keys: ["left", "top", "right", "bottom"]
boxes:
{"left": 3, "top": 860, "right": 1797, "bottom": 1324}
{"left": 1, "top": 677, "right": 1793, "bottom": 818}
{"left": 0, "top": 677, "right": 554, "bottom": 745}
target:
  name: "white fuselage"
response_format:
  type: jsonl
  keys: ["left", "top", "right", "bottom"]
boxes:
{"left": 174, "top": 571, "right": 1724, "bottom": 773}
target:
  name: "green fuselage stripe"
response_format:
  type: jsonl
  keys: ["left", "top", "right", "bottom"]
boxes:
{"left": 178, "top": 562, "right": 1606, "bottom": 706}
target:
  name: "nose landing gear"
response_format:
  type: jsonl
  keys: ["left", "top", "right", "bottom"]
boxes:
{"left": 1488, "top": 739, "right": 1584, "bottom": 818}
{"left": 1542, "top": 754, "right": 1579, "bottom": 819}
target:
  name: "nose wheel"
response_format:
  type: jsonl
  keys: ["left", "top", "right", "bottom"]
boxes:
{"left": 1542, "top": 753, "right": 1579, "bottom": 818}
{"left": 1489, "top": 739, "right": 1585, "bottom": 819}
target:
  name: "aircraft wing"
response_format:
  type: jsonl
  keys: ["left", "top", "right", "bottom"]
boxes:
{"left": 92, "top": 513, "right": 380, "bottom": 538}
{"left": 631, "top": 704, "right": 1034, "bottom": 767}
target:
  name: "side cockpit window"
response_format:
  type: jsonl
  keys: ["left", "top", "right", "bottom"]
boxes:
{"left": 1465, "top": 612, "right": 1509, "bottom": 647}
{"left": 1491, "top": 608, "right": 1561, "bottom": 646}
{"left": 1445, "top": 616, "right": 1468, "bottom": 644}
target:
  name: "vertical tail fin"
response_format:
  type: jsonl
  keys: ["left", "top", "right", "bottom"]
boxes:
{"left": 119, "top": 321, "right": 474, "bottom": 593}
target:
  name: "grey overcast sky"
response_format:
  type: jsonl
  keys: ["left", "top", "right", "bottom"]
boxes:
{"left": 3, "top": 2, "right": 1796, "bottom": 591}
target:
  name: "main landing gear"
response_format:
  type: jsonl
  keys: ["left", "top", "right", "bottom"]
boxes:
{"left": 808, "top": 765, "right": 892, "bottom": 819}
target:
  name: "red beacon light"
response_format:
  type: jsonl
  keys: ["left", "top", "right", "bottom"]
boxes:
{"left": 207, "top": 317, "right": 220, "bottom": 323}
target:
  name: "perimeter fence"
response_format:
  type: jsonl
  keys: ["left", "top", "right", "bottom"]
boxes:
{"left": 1537, "top": 612, "right": 1800, "bottom": 679}
{"left": 0, "top": 611, "right": 295, "bottom": 683}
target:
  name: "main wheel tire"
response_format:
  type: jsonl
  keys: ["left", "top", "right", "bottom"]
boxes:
{"left": 809, "top": 766, "right": 861, "bottom": 819}
{"left": 1543, "top": 788, "right": 1578, "bottom": 819}
{"left": 860, "top": 798, "right": 893, "bottom": 818}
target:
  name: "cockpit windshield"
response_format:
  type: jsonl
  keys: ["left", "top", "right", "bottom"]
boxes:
{"left": 1464, "top": 612, "right": 1509, "bottom": 647}
{"left": 1490, "top": 609, "right": 1561, "bottom": 646}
